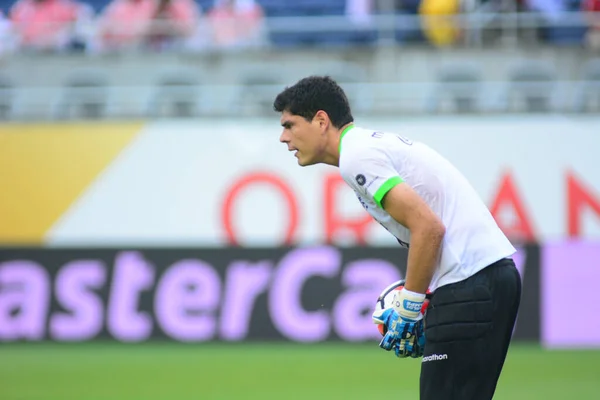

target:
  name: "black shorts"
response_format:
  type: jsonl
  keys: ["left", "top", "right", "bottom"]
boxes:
{"left": 420, "top": 258, "right": 522, "bottom": 400}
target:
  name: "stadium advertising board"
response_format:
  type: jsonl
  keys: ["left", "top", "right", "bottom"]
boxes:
{"left": 1, "top": 116, "right": 599, "bottom": 247}
{"left": 541, "top": 241, "right": 600, "bottom": 348}
{"left": 0, "top": 244, "right": 549, "bottom": 344}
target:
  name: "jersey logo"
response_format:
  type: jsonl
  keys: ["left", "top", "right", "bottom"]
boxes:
{"left": 396, "top": 135, "right": 413, "bottom": 145}
{"left": 355, "top": 174, "right": 366, "bottom": 186}
{"left": 365, "top": 176, "right": 379, "bottom": 190}
{"left": 355, "top": 193, "right": 369, "bottom": 210}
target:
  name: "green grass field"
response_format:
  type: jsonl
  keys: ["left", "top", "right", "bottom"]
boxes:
{"left": 1, "top": 342, "right": 599, "bottom": 400}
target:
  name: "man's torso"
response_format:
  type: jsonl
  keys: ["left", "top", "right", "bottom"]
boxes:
{"left": 338, "top": 126, "right": 516, "bottom": 291}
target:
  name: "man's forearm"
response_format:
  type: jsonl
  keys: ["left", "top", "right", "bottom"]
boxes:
{"left": 403, "top": 225, "right": 445, "bottom": 294}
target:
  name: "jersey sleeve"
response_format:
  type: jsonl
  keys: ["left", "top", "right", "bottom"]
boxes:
{"left": 341, "top": 146, "right": 404, "bottom": 209}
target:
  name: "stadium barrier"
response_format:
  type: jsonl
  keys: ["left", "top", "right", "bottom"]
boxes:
{"left": 1, "top": 241, "right": 597, "bottom": 348}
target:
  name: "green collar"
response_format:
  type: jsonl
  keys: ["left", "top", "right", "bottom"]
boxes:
{"left": 338, "top": 124, "right": 355, "bottom": 153}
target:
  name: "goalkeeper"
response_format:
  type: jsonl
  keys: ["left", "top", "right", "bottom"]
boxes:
{"left": 273, "top": 76, "right": 522, "bottom": 400}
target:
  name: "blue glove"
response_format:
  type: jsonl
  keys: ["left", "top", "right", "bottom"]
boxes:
{"left": 372, "top": 288, "right": 427, "bottom": 358}
{"left": 375, "top": 309, "right": 425, "bottom": 358}
{"left": 391, "top": 317, "right": 425, "bottom": 358}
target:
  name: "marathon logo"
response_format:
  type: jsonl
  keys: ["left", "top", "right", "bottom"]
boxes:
{"left": 422, "top": 354, "right": 448, "bottom": 362}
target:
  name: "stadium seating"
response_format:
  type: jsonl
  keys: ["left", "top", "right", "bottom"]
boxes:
{"left": 426, "top": 63, "right": 484, "bottom": 114}
{"left": 503, "top": 61, "right": 558, "bottom": 113}
{"left": 146, "top": 69, "right": 202, "bottom": 118}
{"left": 54, "top": 70, "right": 109, "bottom": 119}
{"left": 0, "top": 1, "right": 598, "bottom": 119}
{"left": 0, "top": 74, "right": 13, "bottom": 120}
{"left": 1, "top": 0, "right": 596, "bottom": 48}
{"left": 574, "top": 58, "right": 600, "bottom": 112}
{"left": 0, "top": 0, "right": 377, "bottom": 47}
{"left": 259, "top": 0, "right": 377, "bottom": 48}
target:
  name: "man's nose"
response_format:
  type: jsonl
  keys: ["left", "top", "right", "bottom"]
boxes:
{"left": 279, "top": 131, "right": 289, "bottom": 143}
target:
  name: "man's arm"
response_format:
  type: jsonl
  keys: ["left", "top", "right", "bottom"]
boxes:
{"left": 380, "top": 183, "right": 445, "bottom": 294}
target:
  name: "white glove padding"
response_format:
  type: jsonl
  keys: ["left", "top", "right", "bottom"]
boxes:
{"left": 392, "top": 288, "right": 426, "bottom": 321}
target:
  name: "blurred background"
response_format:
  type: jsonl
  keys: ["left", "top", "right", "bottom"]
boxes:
{"left": 0, "top": 0, "right": 600, "bottom": 399}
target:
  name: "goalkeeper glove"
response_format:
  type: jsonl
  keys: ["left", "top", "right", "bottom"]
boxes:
{"left": 392, "top": 319, "right": 425, "bottom": 358}
{"left": 372, "top": 288, "right": 426, "bottom": 358}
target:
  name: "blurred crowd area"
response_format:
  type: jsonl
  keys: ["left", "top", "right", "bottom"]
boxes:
{"left": 0, "top": 0, "right": 599, "bottom": 56}
{"left": 1, "top": 0, "right": 599, "bottom": 120}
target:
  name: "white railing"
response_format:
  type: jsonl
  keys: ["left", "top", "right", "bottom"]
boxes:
{"left": 1, "top": 80, "right": 598, "bottom": 121}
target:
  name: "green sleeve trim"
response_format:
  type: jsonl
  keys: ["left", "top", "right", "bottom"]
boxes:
{"left": 373, "top": 176, "right": 404, "bottom": 209}
{"left": 338, "top": 124, "right": 355, "bottom": 154}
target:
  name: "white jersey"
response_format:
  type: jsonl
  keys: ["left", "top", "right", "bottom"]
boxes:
{"left": 339, "top": 126, "right": 516, "bottom": 292}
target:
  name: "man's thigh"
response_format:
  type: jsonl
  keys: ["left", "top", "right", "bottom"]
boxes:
{"left": 419, "top": 260, "right": 521, "bottom": 400}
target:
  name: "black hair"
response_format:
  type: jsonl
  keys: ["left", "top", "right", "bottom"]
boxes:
{"left": 273, "top": 76, "right": 354, "bottom": 129}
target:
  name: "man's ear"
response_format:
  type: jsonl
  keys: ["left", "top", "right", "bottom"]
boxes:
{"left": 314, "top": 110, "right": 329, "bottom": 130}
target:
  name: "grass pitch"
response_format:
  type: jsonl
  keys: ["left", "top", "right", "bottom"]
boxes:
{"left": 1, "top": 342, "right": 599, "bottom": 400}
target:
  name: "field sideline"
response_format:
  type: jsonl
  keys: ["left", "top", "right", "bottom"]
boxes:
{"left": 1, "top": 342, "right": 599, "bottom": 400}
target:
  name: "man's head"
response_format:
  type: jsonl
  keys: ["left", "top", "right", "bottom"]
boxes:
{"left": 274, "top": 76, "right": 353, "bottom": 166}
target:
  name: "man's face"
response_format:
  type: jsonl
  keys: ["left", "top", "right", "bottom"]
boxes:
{"left": 279, "top": 111, "right": 326, "bottom": 166}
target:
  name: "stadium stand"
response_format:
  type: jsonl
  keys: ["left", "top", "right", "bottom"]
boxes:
{"left": 426, "top": 63, "right": 484, "bottom": 114}
{"left": 54, "top": 70, "right": 109, "bottom": 119}
{"left": 575, "top": 57, "right": 600, "bottom": 112}
{"left": 504, "top": 61, "right": 557, "bottom": 113}
{"left": 0, "top": 74, "right": 13, "bottom": 120}
{"left": 0, "top": 0, "right": 597, "bottom": 49}
{"left": 146, "top": 68, "right": 202, "bottom": 118}
{"left": 0, "top": 0, "right": 598, "bottom": 120}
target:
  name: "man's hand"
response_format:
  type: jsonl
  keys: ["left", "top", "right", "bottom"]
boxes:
{"left": 372, "top": 288, "right": 427, "bottom": 358}
{"left": 391, "top": 319, "right": 425, "bottom": 358}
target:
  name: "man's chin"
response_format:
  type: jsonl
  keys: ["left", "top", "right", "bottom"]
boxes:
{"left": 297, "top": 157, "right": 315, "bottom": 167}
{"left": 295, "top": 152, "right": 319, "bottom": 167}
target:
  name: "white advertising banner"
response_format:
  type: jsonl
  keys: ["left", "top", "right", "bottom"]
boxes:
{"left": 18, "top": 115, "right": 600, "bottom": 246}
